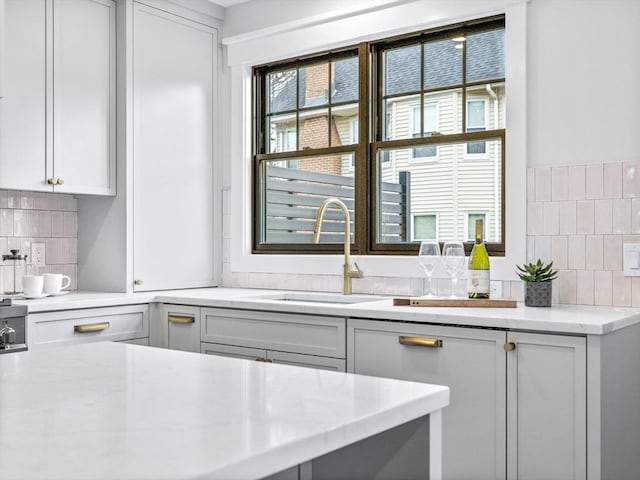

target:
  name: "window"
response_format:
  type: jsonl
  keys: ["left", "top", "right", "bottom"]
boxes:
{"left": 466, "top": 213, "right": 487, "bottom": 241}
{"left": 411, "top": 104, "right": 438, "bottom": 160}
{"left": 253, "top": 16, "right": 505, "bottom": 255}
{"left": 466, "top": 99, "right": 487, "bottom": 155}
{"left": 412, "top": 214, "right": 438, "bottom": 241}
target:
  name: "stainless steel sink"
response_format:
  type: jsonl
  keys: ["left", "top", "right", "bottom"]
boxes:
{"left": 245, "top": 292, "right": 385, "bottom": 305}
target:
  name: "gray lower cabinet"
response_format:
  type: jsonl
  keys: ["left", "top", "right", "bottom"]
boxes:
{"left": 348, "top": 318, "right": 506, "bottom": 480}
{"left": 348, "top": 318, "right": 588, "bottom": 480}
{"left": 200, "top": 308, "right": 346, "bottom": 371}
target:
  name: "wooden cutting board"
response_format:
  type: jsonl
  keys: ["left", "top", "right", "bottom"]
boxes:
{"left": 393, "top": 297, "right": 517, "bottom": 308}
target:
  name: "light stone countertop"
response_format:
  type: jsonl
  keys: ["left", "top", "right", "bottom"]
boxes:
{"left": 0, "top": 341, "right": 449, "bottom": 480}
{"left": 14, "top": 287, "right": 640, "bottom": 335}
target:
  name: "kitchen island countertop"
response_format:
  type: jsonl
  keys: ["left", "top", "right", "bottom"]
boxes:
{"left": 0, "top": 341, "right": 448, "bottom": 480}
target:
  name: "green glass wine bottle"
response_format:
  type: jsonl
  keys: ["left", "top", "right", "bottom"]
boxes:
{"left": 467, "top": 218, "right": 490, "bottom": 298}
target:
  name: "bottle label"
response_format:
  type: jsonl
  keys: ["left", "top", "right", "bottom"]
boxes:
{"left": 467, "top": 270, "right": 490, "bottom": 295}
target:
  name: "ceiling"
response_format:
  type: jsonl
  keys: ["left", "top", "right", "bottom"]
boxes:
{"left": 208, "top": 0, "right": 251, "bottom": 7}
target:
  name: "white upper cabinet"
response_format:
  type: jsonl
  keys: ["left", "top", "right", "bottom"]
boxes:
{"left": 0, "top": 0, "right": 115, "bottom": 195}
{"left": 132, "top": 3, "right": 216, "bottom": 291}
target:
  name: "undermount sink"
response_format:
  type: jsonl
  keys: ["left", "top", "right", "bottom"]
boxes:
{"left": 246, "top": 292, "right": 385, "bottom": 305}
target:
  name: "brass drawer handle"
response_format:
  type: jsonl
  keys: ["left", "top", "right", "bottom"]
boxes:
{"left": 168, "top": 315, "right": 195, "bottom": 324}
{"left": 74, "top": 321, "right": 110, "bottom": 333}
{"left": 504, "top": 342, "right": 516, "bottom": 352}
{"left": 255, "top": 357, "right": 273, "bottom": 363}
{"left": 399, "top": 335, "right": 443, "bottom": 348}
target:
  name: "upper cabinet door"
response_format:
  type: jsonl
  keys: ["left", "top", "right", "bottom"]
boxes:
{"left": 132, "top": 4, "right": 216, "bottom": 291}
{"left": 0, "top": 0, "right": 49, "bottom": 192}
{"left": 53, "top": 0, "right": 115, "bottom": 195}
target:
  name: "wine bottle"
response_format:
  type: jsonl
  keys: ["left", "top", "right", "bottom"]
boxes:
{"left": 467, "top": 218, "right": 490, "bottom": 298}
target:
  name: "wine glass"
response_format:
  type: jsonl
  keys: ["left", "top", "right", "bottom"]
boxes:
{"left": 442, "top": 241, "right": 466, "bottom": 298}
{"left": 418, "top": 241, "right": 441, "bottom": 297}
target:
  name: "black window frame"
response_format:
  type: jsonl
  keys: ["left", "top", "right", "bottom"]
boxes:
{"left": 252, "top": 15, "right": 505, "bottom": 256}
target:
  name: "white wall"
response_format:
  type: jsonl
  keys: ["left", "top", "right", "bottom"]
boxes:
{"left": 219, "top": 0, "right": 640, "bottom": 298}
{"left": 527, "top": 0, "right": 640, "bottom": 167}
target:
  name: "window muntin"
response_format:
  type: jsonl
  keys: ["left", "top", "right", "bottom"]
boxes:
{"left": 254, "top": 17, "right": 505, "bottom": 255}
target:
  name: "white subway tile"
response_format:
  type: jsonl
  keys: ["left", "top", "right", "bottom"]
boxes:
{"left": 0, "top": 191, "right": 7, "bottom": 209}
{"left": 7, "top": 191, "right": 20, "bottom": 209}
{"left": 13, "top": 210, "right": 26, "bottom": 237}
{"left": 527, "top": 168, "right": 535, "bottom": 202}
{"left": 631, "top": 199, "right": 640, "bottom": 234}
{"left": 51, "top": 212, "right": 64, "bottom": 237}
{"left": 510, "top": 281, "right": 524, "bottom": 302}
{"left": 623, "top": 161, "right": 640, "bottom": 198}
{"left": 612, "top": 198, "right": 631, "bottom": 234}
{"left": 45, "top": 193, "right": 58, "bottom": 211}
{"left": 558, "top": 201, "right": 577, "bottom": 235}
{"left": 20, "top": 191, "right": 34, "bottom": 210}
{"left": 551, "top": 236, "right": 568, "bottom": 270}
{"left": 69, "top": 239, "right": 77, "bottom": 264}
{"left": 45, "top": 238, "right": 58, "bottom": 264}
{"left": 585, "top": 164, "right": 603, "bottom": 200}
{"left": 593, "top": 271, "right": 613, "bottom": 306}
{"left": 593, "top": 199, "right": 612, "bottom": 234}
{"left": 63, "top": 212, "right": 77, "bottom": 237}
{"left": 603, "top": 236, "right": 622, "bottom": 271}
{"left": 585, "top": 235, "right": 604, "bottom": 270}
{"left": 567, "top": 235, "right": 586, "bottom": 270}
{"left": 39, "top": 211, "right": 52, "bottom": 237}
{"left": 576, "top": 270, "right": 594, "bottom": 305}
{"left": 534, "top": 167, "right": 552, "bottom": 201}
{"left": 612, "top": 271, "right": 631, "bottom": 307}
{"left": 551, "top": 166, "right": 569, "bottom": 201}
{"left": 27, "top": 211, "right": 40, "bottom": 237}
{"left": 527, "top": 202, "right": 544, "bottom": 235}
{"left": 576, "top": 200, "right": 594, "bottom": 234}
{"left": 33, "top": 193, "right": 48, "bottom": 210}
{"left": 568, "top": 165, "right": 586, "bottom": 200}
{"left": 0, "top": 210, "right": 13, "bottom": 236}
{"left": 58, "top": 195, "right": 78, "bottom": 212}
{"left": 558, "top": 270, "right": 576, "bottom": 304}
{"left": 533, "top": 236, "right": 552, "bottom": 263}
{"left": 57, "top": 238, "right": 70, "bottom": 264}
{"left": 542, "top": 202, "right": 560, "bottom": 235}
{"left": 603, "top": 163, "right": 622, "bottom": 199}
{"left": 6, "top": 237, "right": 21, "bottom": 252}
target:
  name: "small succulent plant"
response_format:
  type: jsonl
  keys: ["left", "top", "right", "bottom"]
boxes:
{"left": 516, "top": 259, "right": 558, "bottom": 283}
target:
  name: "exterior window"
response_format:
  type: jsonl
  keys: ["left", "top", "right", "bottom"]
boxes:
{"left": 466, "top": 99, "right": 487, "bottom": 155}
{"left": 411, "top": 104, "right": 438, "bottom": 160}
{"left": 466, "top": 213, "right": 487, "bottom": 241}
{"left": 253, "top": 16, "right": 505, "bottom": 255}
{"left": 412, "top": 214, "right": 437, "bottom": 241}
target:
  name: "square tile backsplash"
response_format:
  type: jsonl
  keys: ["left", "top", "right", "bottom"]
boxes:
{"left": 0, "top": 190, "right": 77, "bottom": 293}
{"left": 528, "top": 161, "right": 640, "bottom": 306}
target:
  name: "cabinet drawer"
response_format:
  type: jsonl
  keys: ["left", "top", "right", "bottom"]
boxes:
{"left": 28, "top": 305, "right": 149, "bottom": 349}
{"left": 201, "top": 308, "right": 345, "bottom": 358}
{"left": 163, "top": 304, "right": 201, "bottom": 352}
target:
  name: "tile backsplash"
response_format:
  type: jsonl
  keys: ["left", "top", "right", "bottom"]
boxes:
{"left": 528, "top": 161, "right": 640, "bottom": 306}
{"left": 0, "top": 190, "right": 77, "bottom": 293}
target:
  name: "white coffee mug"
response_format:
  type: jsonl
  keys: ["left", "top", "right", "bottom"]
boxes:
{"left": 43, "top": 273, "right": 71, "bottom": 294}
{"left": 23, "top": 275, "right": 44, "bottom": 297}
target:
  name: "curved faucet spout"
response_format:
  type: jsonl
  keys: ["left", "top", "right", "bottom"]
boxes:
{"left": 313, "top": 198, "right": 363, "bottom": 295}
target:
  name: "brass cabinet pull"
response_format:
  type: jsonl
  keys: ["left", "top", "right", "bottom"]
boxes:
{"left": 399, "top": 336, "right": 443, "bottom": 348}
{"left": 134, "top": 279, "right": 144, "bottom": 286}
{"left": 57, "top": 178, "right": 64, "bottom": 185}
{"left": 504, "top": 342, "right": 516, "bottom": 352}
{"left": 74, "top": 321, "right": 110, "bottom": 333}
{"left": 255, "top": 357, "right": 273, "bottom": 363}
{"left": 47, "top": 178, "right": 58, "bottom": 185}
{"left": 168, "top": 315, "right": 195, "bottom": 324}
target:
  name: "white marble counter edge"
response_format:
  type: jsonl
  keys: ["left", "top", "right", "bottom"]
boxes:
{"left": 17, "top": 288, "right": 640, "bottom": 335}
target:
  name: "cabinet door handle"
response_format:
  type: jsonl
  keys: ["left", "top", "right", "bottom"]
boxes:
{"left": 74, "top": 321, "right": 110, "bottom": 333}
{"left": 255, "top": 357, "right": 267, "bottom": 362}
{"left": 168, "top": 315, "right": 195, "bottom": 324}
{"left": 47, "top": 178, "right": 58, "bottom": 185}
{"left": 57, "top": 178, "right": 64, "bottom": 185}
{"left": 504, "top": 342, "right": 516, "bottom": 352}
{"left": 134, "top": 279, "right": 144, "bottom": 286}
{"left": 399, "top": 336, "right": 443, "bottom": 348}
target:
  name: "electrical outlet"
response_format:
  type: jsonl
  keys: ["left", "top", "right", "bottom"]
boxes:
{"left": 490, "top": 280, "right": 503, "bottom": 299}
{"left": 32, "top": 243, "right": 46, "bottom": 267}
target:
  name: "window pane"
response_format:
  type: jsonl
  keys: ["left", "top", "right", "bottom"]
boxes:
{"left": 332, "top": 104, "right": 359, "bottom": 146}
{"left": 298, "top": 108, "right": 329, "bottom": 149}
{"left": 332, "top": 57, "right": 358, "bottom": 103}
{"left": 466, "top": 28, "right": 504, "bottom": 83}
{"left": 268, "top": 69, "right": 297, "bottom": 113}
{"left": 263, "top": 157, "right": 355, "bottom": 244}
{"left": 384, "top": 45, "right": 421, "bottom": 95}
{"left": 423, "top": 38, "right": 462, "bottom": 89}
{"left": 423, "top": 89, "right": 463, "bottom": 135}
{"left": 376, "top": 140, "right": 502, "bottom": 243}
{"left": 299, "top": 63, "right": 329, "bottom": 108}
{"left": 268, "top": 114, "right": 297, "bottom": 153}
{"left": 384, "top": 94, "right": 419, "bottom": 140}
{"left": 467, "top": 100, "right": 486, "bottom": 129}
{"left": 413, "top": 214, "right": 437, "bottom": 240}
